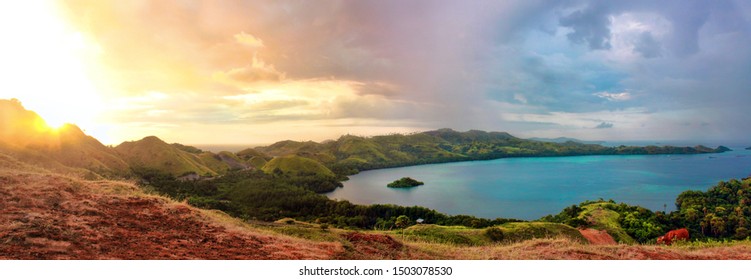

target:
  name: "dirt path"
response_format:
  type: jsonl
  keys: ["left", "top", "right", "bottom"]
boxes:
{"left": 579, "top": 228, "right": 617, "bottom": 245}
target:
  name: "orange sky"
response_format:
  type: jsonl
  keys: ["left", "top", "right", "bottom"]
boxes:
{"left": 1, "top": 1, "right": 428, "bottom": 145}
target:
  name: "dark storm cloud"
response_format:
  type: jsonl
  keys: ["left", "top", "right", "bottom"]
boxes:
{"left": 595, "top": 122, "right": 614, "bottom": 129}
{"left": 559, "top": 1, "right": 612, "bottom": 50}
{"left": 633, "top": 32, "right": 662, "bottom": 58}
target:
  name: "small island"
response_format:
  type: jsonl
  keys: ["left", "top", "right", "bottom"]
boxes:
{"left": 387, "top": 177, "right": 424, "bottom": 188}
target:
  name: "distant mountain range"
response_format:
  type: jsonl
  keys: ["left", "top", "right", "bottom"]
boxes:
{"left": 0, "top": 99, "right": 251, "bottom": 179}
{"left": 0, "top": 99, "right": 732, "bottom": 179}
{"left": 528, "top": 137, "right": 606, "bottom": 145}
{"left": 256, "top": 128, "right": 730, "bottom": 175}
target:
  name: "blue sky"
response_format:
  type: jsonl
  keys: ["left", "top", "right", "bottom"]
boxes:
{"left": 3, "top": 0, "right": 750, "bottom": 145}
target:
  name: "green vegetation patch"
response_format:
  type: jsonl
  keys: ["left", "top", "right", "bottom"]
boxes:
{"left": 540, "top": 200, "right": 662, "bottom": 244}
{"left": 497, "top": 222, "right": 587, "bottom": 243}
{"left": 404, "top": 224, "right": 488, "bottom": 246}
{"left": 403, "top": 222, "right": 586, "bottom": 246}
{"left": 675, "top": 178, "right": 751, "bottom": 240}
{"left": 387, "top": 177, "right": 424, "bottom": 188}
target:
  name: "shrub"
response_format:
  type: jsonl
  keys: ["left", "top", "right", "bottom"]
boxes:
{"left": 485, "top": 227, "right": 505, "bottom": 242}
{"left": 735, "top": 227, "right": 749, "bottom": 240}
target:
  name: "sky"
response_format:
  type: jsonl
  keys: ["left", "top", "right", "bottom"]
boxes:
{"left": 1, "top": 0, "right": 750, "bottom": 146}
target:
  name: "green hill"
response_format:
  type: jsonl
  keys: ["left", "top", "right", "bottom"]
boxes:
{"left": 115, "top": 136, "right": 225, "bottom": 177}
{"left": 262, "top": 155, "right": 335, "bottom": 177}
{"left": 0, "top": 99, "right": 129, "bottom": 177}
{"left": 247, "top": 156, "right": 268, "bottom": 169}
{"left": 50, "top": 124, "right": 131, "bottom": 177}
{"left": 236, "top": 147, "right": 270, "bottom": 161}
{"left": 576, "top": 202, "right": 636, "bottom": 244}
{"left": 236, "top": 148, "right": 271, "bottom": 169}
{"left": 255, "top": 128, "right": 730, "bottom": 175}
{"left": 216, "top": 151, "right": 250, "bottom": 170}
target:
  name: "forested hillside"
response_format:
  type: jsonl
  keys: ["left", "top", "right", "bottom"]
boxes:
{"left": 542, "top": 178, "right": 751, "bottom": 243}
{"left": 139, "top": 168, "right": 521, "bottom": 229}
{"left": 256, "top": 128, "right": 730, "bottom": 175}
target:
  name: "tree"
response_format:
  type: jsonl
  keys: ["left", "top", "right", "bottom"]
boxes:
{"left": 683, "top": 208, "right": 700, "bottom": 223}
{"left": 395, "top": 215, "right": 411, "bottom": 239}
{"left": 395, "top": 215, "right": 411, "bottom": 229}
{"left": 711, "top": 216, "right": 726, "bottom": 236}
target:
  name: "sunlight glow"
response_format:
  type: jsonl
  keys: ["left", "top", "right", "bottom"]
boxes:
{"left": 0, "top": 2, "right": 104, "bottom": 132}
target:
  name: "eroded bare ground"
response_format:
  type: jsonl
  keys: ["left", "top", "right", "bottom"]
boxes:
{"left": 579, "top": 228, "right": 617, "bottom": 245}
{"left": 0, "top": 171, "right": 343, "bottom": 259}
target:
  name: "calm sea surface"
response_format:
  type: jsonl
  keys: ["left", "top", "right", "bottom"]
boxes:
{"left": 326, "top": 147, "right": 751, "bottom": 220}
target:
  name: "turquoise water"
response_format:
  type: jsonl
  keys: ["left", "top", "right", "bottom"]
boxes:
{"left": 326, "top": 148, "right": 751, "bottom": 220}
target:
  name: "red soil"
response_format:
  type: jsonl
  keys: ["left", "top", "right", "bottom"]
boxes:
{"left": 0, "top": 172, "right": 341, "bottom": 259}
{"left": 342, "top": 232, "right": 404, "bottom": 259}
{"left": 579, "top": 228, "right": 617, "bottom": 245}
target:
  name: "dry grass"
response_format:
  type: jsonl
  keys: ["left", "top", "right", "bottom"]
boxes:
{"left": 398, "top": 237, "right": 751, "bottom": 260}
{"left": 0, "top": 167, "right": 342, "bottom": 260}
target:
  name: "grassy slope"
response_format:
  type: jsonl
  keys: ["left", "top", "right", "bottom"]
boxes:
{"left": 247, "top": 156, "right": 268, "bottom": 169}
{"left": 404, "top": 237, "right": 751, "bottom": 260}
{"left": 114, "top": 136, "right": 228, "bottom": 177}
{"left": 244, "top": 219, "right": 751, "bottom": 260}
{"left": 0, "top": 100, "right": 130, "bottom": 178}
{"left": 401, "top": 222, "right": 587, "bottom": 246}
{"left": 0, "top": 164, "right": 343, "bottom": 259}
{"left": 261, "top": 155, "right": 335, "bottom": 177}
{"left": 579, "top": 202, "right": 636, "bottom": 244}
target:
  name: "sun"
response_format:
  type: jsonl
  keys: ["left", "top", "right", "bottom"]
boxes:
{"left": 0, "top": 2, "right": 104, "bottom": 134}
{"left": 43, "top": 118, "right": 67, "bottom": 131}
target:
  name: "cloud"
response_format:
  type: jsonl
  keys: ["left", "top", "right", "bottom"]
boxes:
{"left": 52, "top": 0, "right": 751, "bottom": 144}
{"left": 353, "top": 82, "right": 401, "bottom": 97}
{"left": 594, "top": 91, "right": 632, "bottom": 101}
{"left": 595, "top": 122, "right": 614, "bottom": 129}
{"left": 559, "top": 2, "right": 612, "bottom": 50}
{"left": 513, "top": 93, "right": 528, "bottom": 104}
{"left": 234, "top": 32, "right": 264, "bottom": 48}
{"left": 214, "top": 56, "right": 286, "bottom": 85}
{"left": 608, "top": 12, "right": 670, "bottom": 60}
{"left": 633, "top": 31, "right": 663, "bottom": 58}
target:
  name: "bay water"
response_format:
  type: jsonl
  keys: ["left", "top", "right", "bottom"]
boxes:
{"left": 326, "top": 147, "right": 751, "bottom": 220}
